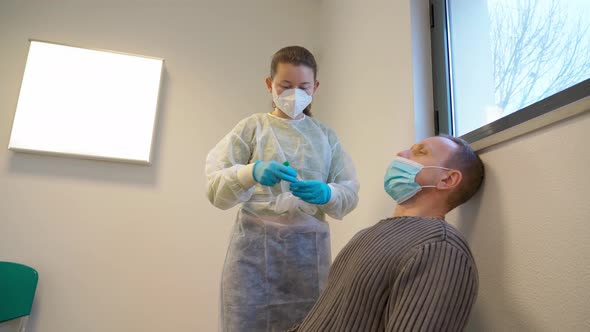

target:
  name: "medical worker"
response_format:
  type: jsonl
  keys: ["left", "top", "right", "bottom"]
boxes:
{"left": 206, "top": 46, "right": 359, "bottom": 332}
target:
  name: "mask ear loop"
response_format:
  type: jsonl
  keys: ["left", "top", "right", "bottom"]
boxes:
{"left": 418, "top": 166, "right": 455, "bottom": 189}
{"left": 422, "top": 166, "right": 454, "bottom": 171}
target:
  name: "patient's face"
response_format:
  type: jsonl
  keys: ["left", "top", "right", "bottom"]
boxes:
{"left": 396, "top": 136, "right": 457, "bottom": 184}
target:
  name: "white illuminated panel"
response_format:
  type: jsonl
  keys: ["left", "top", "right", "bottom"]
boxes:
{"left": 9, "top": 40, "right": 164, "bottom": 164}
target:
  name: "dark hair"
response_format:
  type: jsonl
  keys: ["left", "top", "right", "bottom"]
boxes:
{"left": 439, "top": 135, "right": 485, "bottom": 209}
{"left": 270, "top": 46, "right": 318, "bottom": 116}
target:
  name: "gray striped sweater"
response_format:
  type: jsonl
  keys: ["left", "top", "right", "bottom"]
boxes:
{"left": 288, "top": 216, "right": 478, "bottom": 332}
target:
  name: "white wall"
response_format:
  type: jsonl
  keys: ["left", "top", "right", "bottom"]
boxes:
{"left": 315, "top": 0, "right": 417, "bottom": 253}
{"left": 0, "top": 1, "right": 318, "bottom": 331}
{"left": 448, "top": 111, "right": 590, "bottom": 331}
{"left": 410, "top": 0, "right": 435, "bottom": 142}
{"left": 3, "top": 0, "right": 588, "bottom": 331}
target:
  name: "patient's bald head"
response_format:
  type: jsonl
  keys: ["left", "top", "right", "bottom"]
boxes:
{"left": 396, "top": 135, "right": 484, "bottom": 210}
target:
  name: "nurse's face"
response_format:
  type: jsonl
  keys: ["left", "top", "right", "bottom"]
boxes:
{"left": 265, "top": 62, "right": 320, "bottom": 96}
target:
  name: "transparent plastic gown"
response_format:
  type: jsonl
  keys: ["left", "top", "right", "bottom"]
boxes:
{"left": 206, "top": 113, "right": 359, "bottom": 332}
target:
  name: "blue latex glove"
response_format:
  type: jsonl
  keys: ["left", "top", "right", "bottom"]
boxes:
{"left": 290, "top": 180, "right": 332, "bottom": 205}
{"left": 253, "top": 161, "right": 299, "bottom": 186}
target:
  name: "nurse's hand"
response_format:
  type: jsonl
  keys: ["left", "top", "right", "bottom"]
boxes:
{"left": 253, "top": 161, "right": 299, "bottom": 186}
{"left": 290, "top": 180, "right": 332, "bottom": 205}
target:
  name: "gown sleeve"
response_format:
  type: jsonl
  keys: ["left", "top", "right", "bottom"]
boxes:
{"left": 205, "top": 118, "right": 257, "bottom": 210}
{"left": 318, "top": 130, "right": 360, "bottom": 220}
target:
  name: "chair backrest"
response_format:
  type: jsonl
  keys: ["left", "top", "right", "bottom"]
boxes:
{"left": 0, "top": 262, "right": 38, "bottom": 323}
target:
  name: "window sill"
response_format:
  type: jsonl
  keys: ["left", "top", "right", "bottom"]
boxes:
{"left": 469, "top": 96, "right": 589, "bottom": 151}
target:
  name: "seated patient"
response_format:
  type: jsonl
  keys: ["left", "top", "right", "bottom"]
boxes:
{"left": 288, "top": 135, "right": 484, "bottom": 332}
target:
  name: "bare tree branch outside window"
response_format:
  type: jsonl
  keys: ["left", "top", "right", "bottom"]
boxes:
{"left": 489, "top": 0, "right": 590, "bottom": 115}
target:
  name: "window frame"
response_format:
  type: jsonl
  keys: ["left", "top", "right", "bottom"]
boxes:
{"left": 429, "top": 0, "right": 590, "bottom": 149}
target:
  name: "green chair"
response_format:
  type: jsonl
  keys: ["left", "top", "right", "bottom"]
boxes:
{"left": 0, "top": 262, "right": 38, "bottom": 332}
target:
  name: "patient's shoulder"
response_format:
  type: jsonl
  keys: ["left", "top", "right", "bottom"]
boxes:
{"left": 443, "top": 222, "right": 474, "bottom": 258}
{"left": 349, "top": 227, "right": 370, "bottom": 242}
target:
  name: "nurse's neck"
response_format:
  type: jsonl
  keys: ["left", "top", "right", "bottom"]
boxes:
{"left": 271, "top": 108, "right": 305, "bottom": 120}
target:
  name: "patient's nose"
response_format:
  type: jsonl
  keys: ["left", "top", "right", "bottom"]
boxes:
{"left": 397, "top": 150, "right": 408, "bottom": 158}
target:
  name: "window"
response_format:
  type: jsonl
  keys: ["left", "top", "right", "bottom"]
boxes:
{"left": 430, "top": 0, "right": 590, "bottom": 146}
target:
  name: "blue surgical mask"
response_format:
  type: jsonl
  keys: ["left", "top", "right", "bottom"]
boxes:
{"left": 384, "top": 157, "right": 452, "bottom": 204}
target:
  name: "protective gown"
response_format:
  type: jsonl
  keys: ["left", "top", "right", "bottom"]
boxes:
{"left": 206, "top": 113, "right": 359, "bottom": 332}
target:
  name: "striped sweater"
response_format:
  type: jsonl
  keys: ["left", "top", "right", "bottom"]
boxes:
{"left": 288, "top": 216, "right": 478, "bottom": 332}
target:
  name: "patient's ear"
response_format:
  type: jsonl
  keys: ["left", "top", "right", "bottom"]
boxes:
{"left": 437, "top": 170, "right": 462, "bottom": 190}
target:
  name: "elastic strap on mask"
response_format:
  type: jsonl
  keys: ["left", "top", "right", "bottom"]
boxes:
{"left": 416, "top": 166, "right": 452, "bottom": 189}
{"left": 422, "top": 166, "right": 453, "bottom": 171}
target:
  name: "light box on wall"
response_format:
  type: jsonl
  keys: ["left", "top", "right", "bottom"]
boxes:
{"left": 8, "top": 40, "right": 164, "bottom": 164}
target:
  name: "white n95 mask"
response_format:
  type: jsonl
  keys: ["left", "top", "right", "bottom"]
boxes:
{"left": 272, "top": 88, "right": 312, "bottom": 119}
